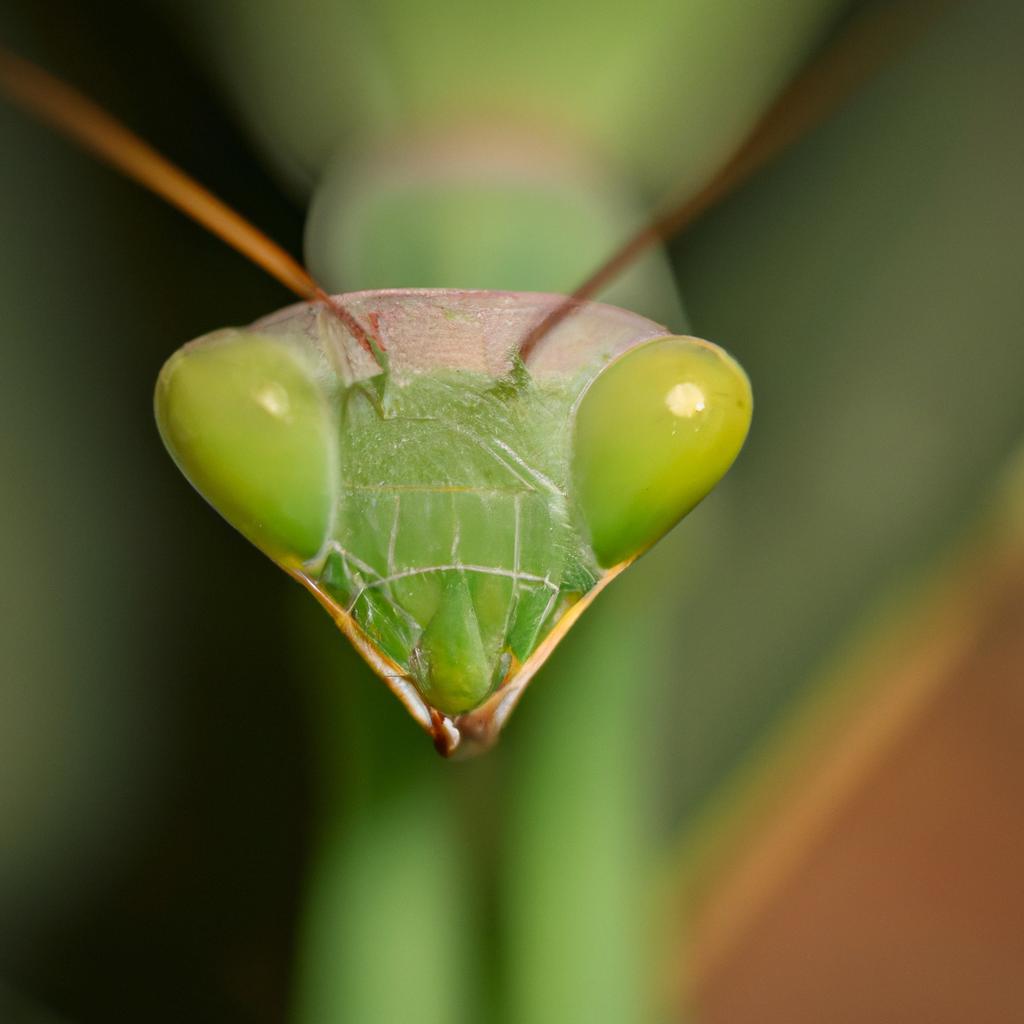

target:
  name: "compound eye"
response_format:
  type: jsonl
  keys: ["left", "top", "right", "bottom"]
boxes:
{"left": 571, "top": 335, "right": 752, "bottom": 568}
{"left": 155, "top": 331, "right": 334, "bottom": 564}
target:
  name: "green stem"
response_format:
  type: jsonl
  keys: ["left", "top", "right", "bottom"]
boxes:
{"left": 501, "top": 566, "right": 662, "bottom": 1024}
{"left": 290, "top": 610, "right": 479, "bottom": 1024}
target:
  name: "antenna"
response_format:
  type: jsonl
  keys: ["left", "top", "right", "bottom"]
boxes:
{"left": 518, "top": 0, "right": 954, "bottom": 361}
{"left": 0, "top": 47, "right": 379, "bottom": 358}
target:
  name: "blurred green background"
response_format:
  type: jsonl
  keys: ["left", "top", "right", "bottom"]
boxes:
{"left": 1, "top": 1, "right": 1022, "bottom": 1021}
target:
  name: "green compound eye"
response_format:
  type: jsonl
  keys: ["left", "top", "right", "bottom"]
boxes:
{"left": 155, "top": 332, "right": 334, "bottom": 564}
{"left": 572, "top": 335, "right": 752, "bottom": 567}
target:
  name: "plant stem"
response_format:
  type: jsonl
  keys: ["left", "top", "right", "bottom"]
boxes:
{"left": 290, "top": 610, "right": 479, "bottom": 1024}
{"left": 501, "top": 566, "right": 662, "bottom": 1024}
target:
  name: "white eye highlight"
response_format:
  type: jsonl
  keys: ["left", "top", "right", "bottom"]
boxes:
{"left": 254, "top": 382, "right": 291, "bottom": 420}
{"left": 665, "top": 381, "right": 706, "bottom": 418}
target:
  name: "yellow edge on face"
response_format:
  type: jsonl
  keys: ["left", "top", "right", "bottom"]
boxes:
{"left": 454, "top": 556, "right": 634, "bottom": 755}
{"left": 288, "top": 568, "right": 436, "bottom": 735}
{"left": 289, "top": 556, "right": 634, "bottom": 756}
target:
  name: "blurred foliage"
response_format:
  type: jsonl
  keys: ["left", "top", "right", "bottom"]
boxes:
{"left": 1, "top": 0, "right": 1022, "bottom": 1022}
{"left": 169, "top": 0, "right": 842, "bottom": 194}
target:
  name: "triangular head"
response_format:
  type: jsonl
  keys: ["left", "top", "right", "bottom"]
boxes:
{"left": 155, "top": 289, "right": 751, "bottom": 755}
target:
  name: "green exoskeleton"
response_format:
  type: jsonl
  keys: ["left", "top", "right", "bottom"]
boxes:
{"left": 155, "top": 289, "right": 751, "bottom": 754}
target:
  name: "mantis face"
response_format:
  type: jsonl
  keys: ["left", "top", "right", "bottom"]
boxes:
{"left": 156, "top": 289, "right": 751, "bottom": 754}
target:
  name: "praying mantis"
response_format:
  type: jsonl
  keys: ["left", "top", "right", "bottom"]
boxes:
{"left": 2, "top": 0, "right": 900, "bottom": 757}
{"left": 0, "top": 47, "right": 755, "bottom": 758}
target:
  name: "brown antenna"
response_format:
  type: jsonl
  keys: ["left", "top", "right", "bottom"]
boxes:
{"left": 0, "top": 47, "right": 378, "bottom": 357}
{"left": 519, "top": 0, "right": 954, "bottom": 361}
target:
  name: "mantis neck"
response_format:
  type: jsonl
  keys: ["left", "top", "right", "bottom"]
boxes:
{"left": 305, "top": 127, "right": 686, "bottom": 331}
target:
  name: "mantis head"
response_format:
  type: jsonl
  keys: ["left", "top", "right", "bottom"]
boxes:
{"left": 155, "top": 290, "right": 751, "bottom": 755}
